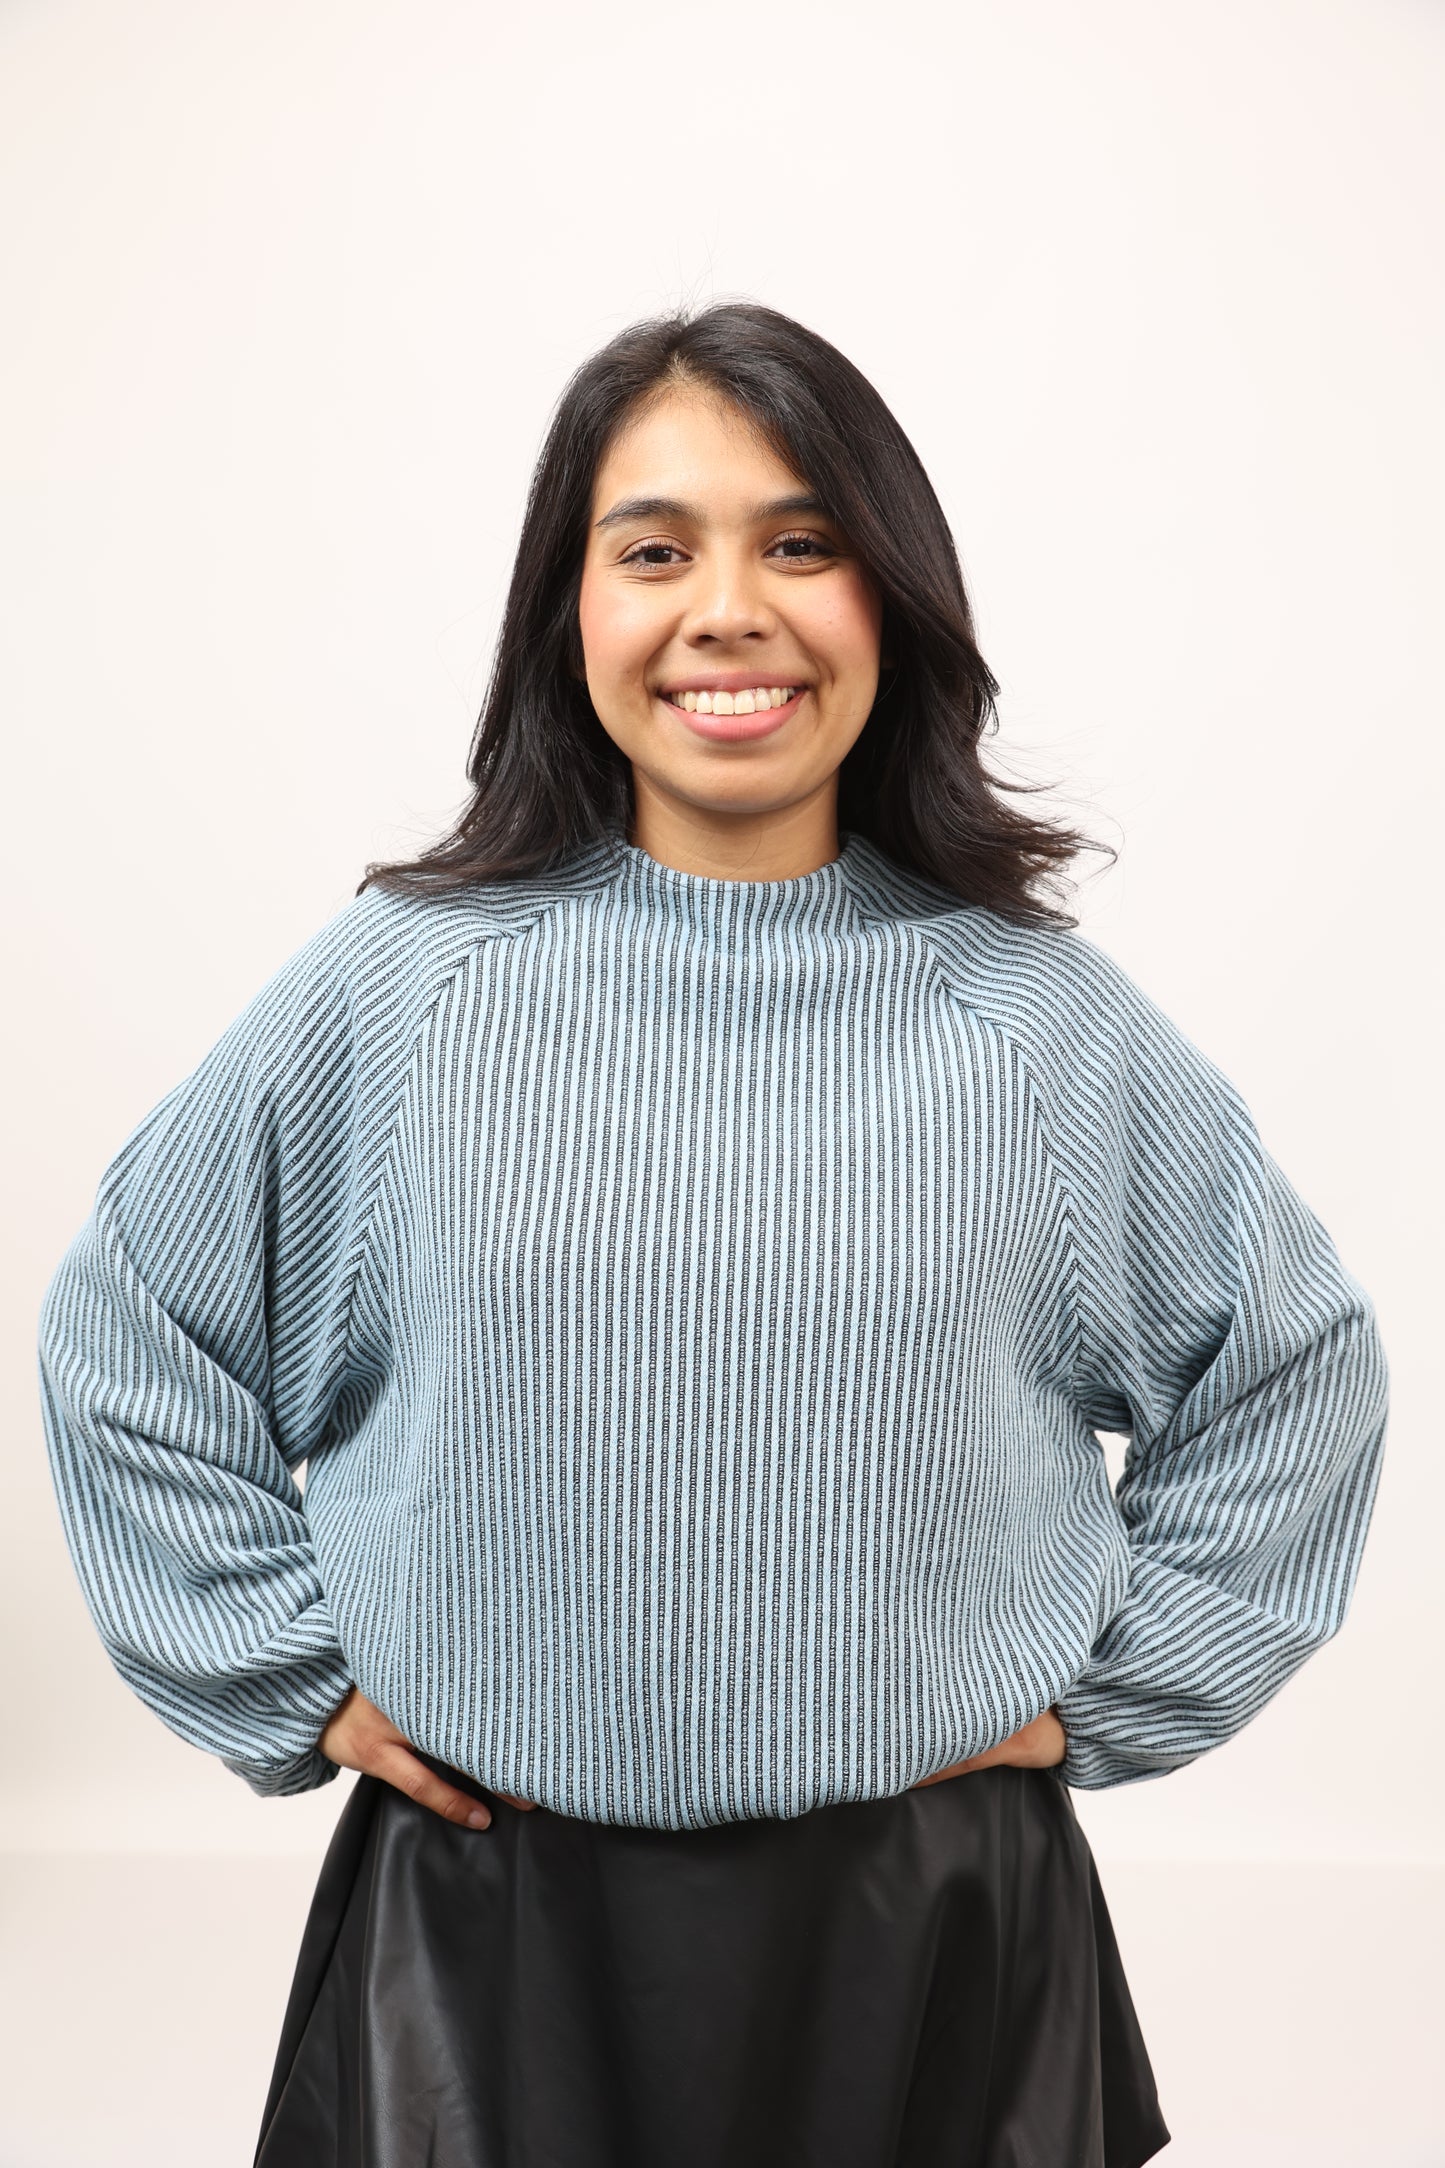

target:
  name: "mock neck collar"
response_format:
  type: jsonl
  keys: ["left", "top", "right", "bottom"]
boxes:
{"left": 593, "top": 827, "right": 871, "bottom": 943}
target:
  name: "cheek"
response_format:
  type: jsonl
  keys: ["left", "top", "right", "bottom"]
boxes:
{"left": 577, "top": 570, "right": 659, "bottom": 689}
{"left": 575, "top": 570, "right": 613, "bottom": 677}
{"left": 801, "top": 568, "right": 883, "bottom": 677}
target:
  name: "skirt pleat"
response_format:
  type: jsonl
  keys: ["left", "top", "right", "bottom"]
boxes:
{"left": 254, "top": 1757, "right": 1171, "bottom": 2168}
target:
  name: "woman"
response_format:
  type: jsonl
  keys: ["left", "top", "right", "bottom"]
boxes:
{"left": 37, "top": 302, "right": 1388, "bottom": 2167}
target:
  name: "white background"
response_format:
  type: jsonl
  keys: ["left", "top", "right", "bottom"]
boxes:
{"left": 3, "top": 1, "right": 1441, "bottom": 2161}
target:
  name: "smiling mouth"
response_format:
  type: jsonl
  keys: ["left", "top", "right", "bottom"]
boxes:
{"left": 661, "top": 685, "right": 804, "bottom": 715}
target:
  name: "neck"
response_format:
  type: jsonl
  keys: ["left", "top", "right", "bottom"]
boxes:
{"left": 626, "top": 777, "right": 841, "bottom": 882}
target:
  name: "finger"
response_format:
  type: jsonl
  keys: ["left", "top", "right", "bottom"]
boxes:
{"left": 369, "top": 1740, "right": 493, "bottom": 1829}
{"left": 493, "top": 1790, "right": 539, "bottom": 1811}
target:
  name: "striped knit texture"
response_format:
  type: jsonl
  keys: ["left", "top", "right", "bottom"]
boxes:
{"left": 36, "top": 829, "right": 1389, "bottom": 1826}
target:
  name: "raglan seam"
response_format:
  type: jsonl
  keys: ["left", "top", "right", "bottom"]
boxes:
{"left": 916, "top": 927, "right": 1098, "bottom": 1417}
{"left": 335, "top": 889, "right": 592, "bottom": 1389}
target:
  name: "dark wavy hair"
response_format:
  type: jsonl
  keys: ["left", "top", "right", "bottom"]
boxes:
{"left": 359, "top": 301, "right": 1112, "bottom": 928}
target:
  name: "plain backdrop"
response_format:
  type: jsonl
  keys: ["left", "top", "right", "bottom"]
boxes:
{"left": 2, "top": 1, "right": 1441, "bottom": 2162}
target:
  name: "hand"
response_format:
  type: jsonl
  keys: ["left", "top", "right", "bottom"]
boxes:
{"left": 318, "top": 1685, "right": 540, "bottom": 1829}
{"left": 908, "top": 1706, "right": 1067, "bottom": 1789}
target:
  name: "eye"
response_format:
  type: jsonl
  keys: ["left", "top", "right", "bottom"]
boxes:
{"left": 619, "top": 538, "right": 688, "bottom": 570}
{"left": 767, "top": 531, "right": 837, "bottom": 563}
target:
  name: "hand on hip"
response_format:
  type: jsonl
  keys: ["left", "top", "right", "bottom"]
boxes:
{"left": 909, "top": 1707, "right": 1067, "bottom": 1788}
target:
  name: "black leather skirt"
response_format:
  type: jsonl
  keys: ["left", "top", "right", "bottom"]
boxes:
{"left": 253, "top": 1756, "right": 1170, "bottom": 2168}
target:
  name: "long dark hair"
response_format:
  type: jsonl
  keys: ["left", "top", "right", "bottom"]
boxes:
{"left": 359, "top": 301, "right": 1112, "bottom": 928}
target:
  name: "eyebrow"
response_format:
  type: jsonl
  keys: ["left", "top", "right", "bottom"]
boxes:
{"left": 593, "top": 491, "right": 829, "bottom": 532}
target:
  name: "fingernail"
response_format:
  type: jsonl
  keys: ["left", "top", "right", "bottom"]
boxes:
{"left": 467, "top": 1807, "right": 490, "bottom": 1829}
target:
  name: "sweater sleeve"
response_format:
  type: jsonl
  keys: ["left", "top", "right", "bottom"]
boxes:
{"left": 36, "top": 891, "right": 395, "bottom": 1799}
{"left": 1045, "top": 943, "right": 1389, "bottom": 1790}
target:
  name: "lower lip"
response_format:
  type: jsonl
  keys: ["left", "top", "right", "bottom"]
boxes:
{"left": 659, "top": 689, "right": 806, "bottom": 742}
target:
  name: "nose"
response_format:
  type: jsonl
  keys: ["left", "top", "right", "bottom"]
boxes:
{"left": 679, "top": 547, "right": 778, "bottom": 647}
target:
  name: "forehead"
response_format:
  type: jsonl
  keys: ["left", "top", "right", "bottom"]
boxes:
{"left": 591, "top": 387, "right": 808, "bottom": 513}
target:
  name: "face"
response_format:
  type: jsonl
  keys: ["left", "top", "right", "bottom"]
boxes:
{"left": 577, "top": 386, "right": 884, "bottom": 837}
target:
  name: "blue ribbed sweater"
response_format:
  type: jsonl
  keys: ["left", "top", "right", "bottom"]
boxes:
{"left": 36, "top": 829, "right": 1389, "bottom": 1827}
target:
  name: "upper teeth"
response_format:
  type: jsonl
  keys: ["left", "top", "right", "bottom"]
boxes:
{"left": 667, "top": 686, "right": 800, "bottom": 715}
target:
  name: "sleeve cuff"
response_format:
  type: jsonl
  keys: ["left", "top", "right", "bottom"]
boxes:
{"left": 216, "top": 1652, "right": 355, "bottom": 1799}
{"left": 223, "top": 1739, "right": 347, "bottom": 1798}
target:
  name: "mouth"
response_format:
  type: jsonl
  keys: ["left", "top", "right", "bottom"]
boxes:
{"left": 655, "top": 683, "right": 807, "bottom": 742}
{"left": 661, "top": 682, "right": 805, "bottom": 716}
